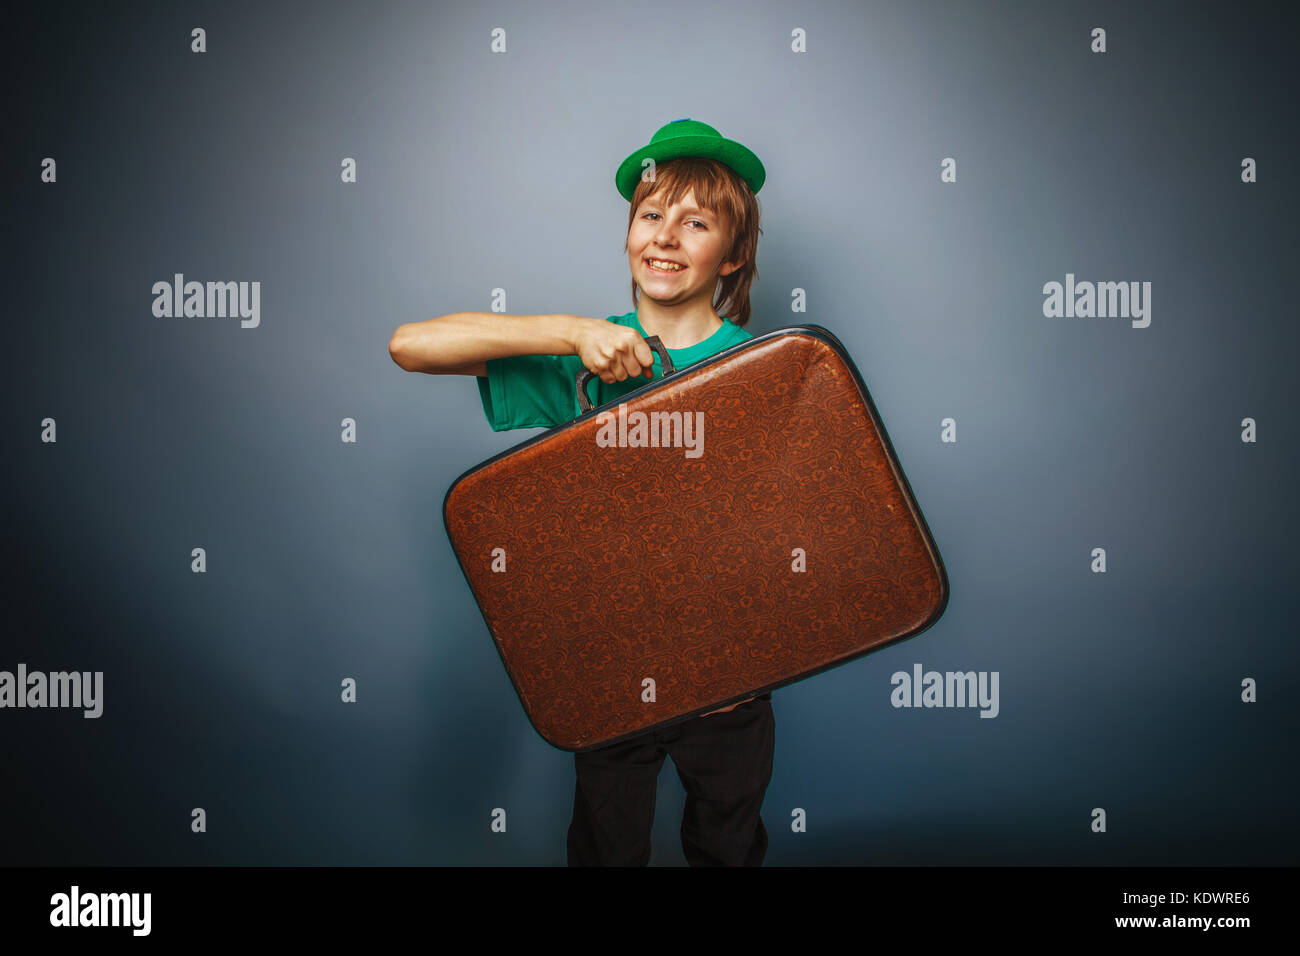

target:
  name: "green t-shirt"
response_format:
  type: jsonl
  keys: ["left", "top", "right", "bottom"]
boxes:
{"left": 476, "top": 310, "right": 753, "bottom": 431}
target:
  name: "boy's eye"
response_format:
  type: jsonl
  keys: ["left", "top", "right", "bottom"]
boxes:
{"left": 643, "top": 212, "right": 706, "bottom": 228}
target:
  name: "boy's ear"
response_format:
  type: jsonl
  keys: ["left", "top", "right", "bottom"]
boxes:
{"left": 718, "top": 256, "right": 745, "bottom": 277}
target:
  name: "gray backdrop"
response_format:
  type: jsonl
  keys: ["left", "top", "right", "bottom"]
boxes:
{"left": 4, "top": 0, "right": 1297, "bottom": 865}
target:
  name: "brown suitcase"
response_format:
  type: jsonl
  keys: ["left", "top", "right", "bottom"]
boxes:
{"left": 443, "top": 325, "right": 948, "bottom": 751}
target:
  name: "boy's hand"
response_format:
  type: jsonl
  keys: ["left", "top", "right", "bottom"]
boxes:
{"left": 569, "top": 316, "right": 657, "bottom": 385}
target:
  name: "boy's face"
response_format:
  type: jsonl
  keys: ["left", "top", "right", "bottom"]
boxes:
{"left": 627, "top": 187, "right": 742, "bottom": 307}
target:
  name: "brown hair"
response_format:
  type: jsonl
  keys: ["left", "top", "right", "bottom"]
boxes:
{"left": 624, "top": 156, "right": 762, "bottom": 328}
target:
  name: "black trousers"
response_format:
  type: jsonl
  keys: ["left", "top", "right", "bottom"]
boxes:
{"left": 566, "top": 695, "right": 775, "bottom": 866}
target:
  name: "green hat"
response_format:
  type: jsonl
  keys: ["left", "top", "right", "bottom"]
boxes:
{"left": 615, "top": 118, "right": 765, "bottom": 203}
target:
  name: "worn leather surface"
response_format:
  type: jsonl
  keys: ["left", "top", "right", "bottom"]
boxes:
{"left": 444, "top": 328, "right": 946, "bottom": 751}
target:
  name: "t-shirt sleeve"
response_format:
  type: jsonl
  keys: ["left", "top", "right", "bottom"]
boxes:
{"left": 476, "top": 352, "right": 584, "bottom": 431}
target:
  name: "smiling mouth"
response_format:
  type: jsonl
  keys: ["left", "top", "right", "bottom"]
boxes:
{"left": 644, "top": 258, "right": 687, "bottom": 274}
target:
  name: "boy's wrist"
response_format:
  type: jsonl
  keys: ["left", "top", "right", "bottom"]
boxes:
{"left": 554, "top": 313, "right": 589, "bottom": 354}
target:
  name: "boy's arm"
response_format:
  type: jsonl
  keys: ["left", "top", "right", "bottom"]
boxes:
{"left": 389, "top": 313, "right": 576, "bottom": 376}
{"left": 388, "top": 312, "right": 656, "bottom": 383}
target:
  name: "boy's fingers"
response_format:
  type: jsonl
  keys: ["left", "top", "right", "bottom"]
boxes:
{"left": 622, "top": 353, "right": 646, "bottom": 380}
{"left": 635, "top": 341, "right": 655, "bottom": 369}
{"left": 630, "top": 344, "right": 655, "bottom": 378}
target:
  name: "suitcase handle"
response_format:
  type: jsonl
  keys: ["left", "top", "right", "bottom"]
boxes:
{"left": 574, "top": 335, "right": 677, "bottom": 414}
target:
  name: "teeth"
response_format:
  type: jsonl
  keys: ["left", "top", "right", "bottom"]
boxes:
{"left": 647, "top": 258, "right": 683, "bottom": 271}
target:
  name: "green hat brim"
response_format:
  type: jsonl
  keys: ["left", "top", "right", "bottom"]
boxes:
{"left": 616, "top": 135, "right": 765, "bottom": 203}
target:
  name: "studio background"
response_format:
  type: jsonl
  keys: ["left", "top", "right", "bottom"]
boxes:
{"left": 4, "top": 0, "right": 1297, "bottom": 865}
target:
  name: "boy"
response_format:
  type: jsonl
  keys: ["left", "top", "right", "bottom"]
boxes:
{"left": 389, "top": 119, "right": 775, "bottom": 866}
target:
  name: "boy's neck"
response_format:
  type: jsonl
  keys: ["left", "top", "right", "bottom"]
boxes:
{"left": 636, "top": 303, "right": 724, "bottom": 350}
